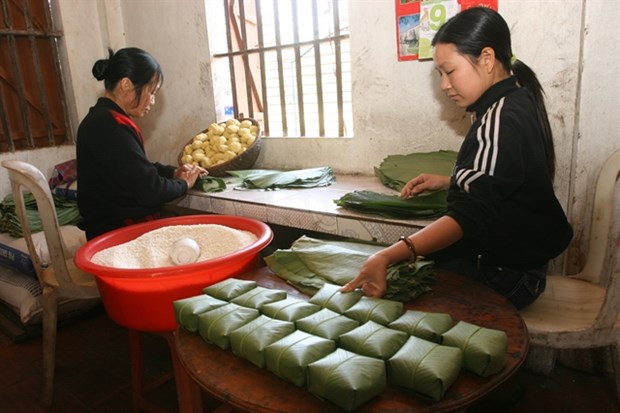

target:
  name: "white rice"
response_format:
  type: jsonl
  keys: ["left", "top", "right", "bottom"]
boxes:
{"left": 91, "top": 224, "right": 258, "bottom": 269}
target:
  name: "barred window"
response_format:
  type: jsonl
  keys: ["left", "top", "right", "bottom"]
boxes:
{"left": 0, "top": 0, "right": 69, "bottom": 153}
{"left": 209, "top": 0, "right": 352, "bottom": 138}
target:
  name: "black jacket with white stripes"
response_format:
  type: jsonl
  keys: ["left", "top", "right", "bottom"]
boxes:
{"left": 438, "top": 77, "right": 573, "bottom": 268}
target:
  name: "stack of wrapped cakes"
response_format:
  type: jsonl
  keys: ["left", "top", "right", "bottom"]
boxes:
{"left": 174, "top": 279, "right": 508, "bottom": 412}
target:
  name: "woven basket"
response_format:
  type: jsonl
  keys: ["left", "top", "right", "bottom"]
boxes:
{"left": 178, "top": 118, "right": 261, "bottom": 177}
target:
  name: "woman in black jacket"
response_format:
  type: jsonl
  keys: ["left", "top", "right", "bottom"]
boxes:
{"left": 77, "top": 48, "right": 206, "bottom": 240}
{"left": 343, "top": 8, "right": 573, "bottom": 309}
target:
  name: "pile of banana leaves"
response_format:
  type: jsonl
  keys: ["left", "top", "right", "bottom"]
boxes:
{"left": 334, "top": 190, "right": 448, "bottom": 219}
{"left": 0, "top": 192, "right": 81, "bottom": 238}
{"left": 334, "top": 150, "right": 457, "bottom": 219}
{"left": 227, "top": 166, "right": 335, "bottom": 190}
{"left": 375, "top": 150, "right": 457, "bottom": 191}
{"left": 264, "top": 235, "right": 435, "bottom": 302}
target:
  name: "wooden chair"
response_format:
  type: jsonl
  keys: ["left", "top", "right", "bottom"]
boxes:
{"left": 520, "top": 148, "right": 620, "bottom": 401}
{"left": 1, "top": 160, "right": 100, "bottom": 406}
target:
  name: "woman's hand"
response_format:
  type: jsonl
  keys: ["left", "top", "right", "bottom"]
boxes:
{"left": 175, "top": 164, "right": 208, "bottom": 189}
{"left": 340, "top": 252, "right": 390, "bottom": 298}
{"left": 401, "top": 173, "right": 450, "bottom": 198}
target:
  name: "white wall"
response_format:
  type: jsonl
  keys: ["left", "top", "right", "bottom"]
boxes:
{"left": 0, "top": 0, "right": 618, "bottom": 276}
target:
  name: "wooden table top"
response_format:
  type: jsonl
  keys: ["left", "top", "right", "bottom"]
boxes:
{"left": 175, "top": 266, "right": 529, "bottom": 413}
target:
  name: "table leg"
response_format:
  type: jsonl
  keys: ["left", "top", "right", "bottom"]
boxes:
{"left": 164, "top": 331, "right": 203, "bottom": 413}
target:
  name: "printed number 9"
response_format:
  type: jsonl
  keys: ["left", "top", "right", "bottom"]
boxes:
{"left": 429, "top": 4, "right": 447, "bottom": 31}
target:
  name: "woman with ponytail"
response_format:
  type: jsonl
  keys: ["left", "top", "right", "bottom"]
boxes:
{"left": 343, "top": 7, "right": 572, "bottom": 309}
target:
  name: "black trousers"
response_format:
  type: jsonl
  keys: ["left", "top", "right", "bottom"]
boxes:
{"left": 433, "top": 258, "right": 547, "bottom": 310}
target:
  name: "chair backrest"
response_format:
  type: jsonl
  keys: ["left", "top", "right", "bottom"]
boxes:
{"left": 1, "top": 160, "right": 75, "bottom": 290}
{"left": 577, "top": 149, "right": 620, "bottom": 283}
{"left": 576, "top": 149, "right": 620, "bottom": 330}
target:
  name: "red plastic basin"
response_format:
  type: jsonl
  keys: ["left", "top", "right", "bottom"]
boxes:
{"left": 74, "top": 215, "right": 273, "bottom": 332}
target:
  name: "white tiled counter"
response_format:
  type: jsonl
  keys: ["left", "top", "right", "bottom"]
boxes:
{"left": 170, "top": 175, "right": 433, "bottom": 244}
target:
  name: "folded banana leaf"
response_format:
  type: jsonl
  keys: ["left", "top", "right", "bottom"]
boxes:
{"left": 230, "top": 286, "right": 287, "bottom": 309}
{"left": 227, "top": 166, "right": 335, "bottom": 190}
{"left": 197, "top": 302, "right": 260, "bottom": 350}
{"left": 374, "top": 150, "right": 458, "bottom": 192}
{"left": 173, "top": 294, "right": 228, "bottom": 332}
{"left": 388, "top": 335, "right": 463, "bottom": 402}
{"left": 264, "top": 235, "right": 435, "bottom": 302}
{"left": 307, "top": 348, "right": 386, "bottom": 412}
{"left": 334, "top": 190, "right": 447, "bottom": 219}
{"left": 339, "top": 320, "right": 409, "bottom": 360}
{"left": 308, "top": 282, "right": 362, "bottom": 314}
{"left": 202, "top": 278, "right": 257, "bottom": 301}
{"left": 296, "top": 308, "right": 360, "bottom": 342}
{"left": 192, "top": 176, "right": 227, "bottom": 192}
{"left": 264, "top": 330, "right": 336, "bottom": 387}
{"left": 441, "top": 321, "right": 508, "bottom": 377}
{"left": 389, "top": 310, "right": 454, "bottom": 343}
{"left": 228, "top": 315, "right": 296, "bottom": 368}
{"left": 344, "top": 296, "right": 404, "bottom": 325}
{"left": 260, "top": 296, "right": 321, "bottom": 322}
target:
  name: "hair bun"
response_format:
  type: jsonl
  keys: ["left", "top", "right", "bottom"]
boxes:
{"left": 91, "top": 59, "right": 109, "bottom": 81}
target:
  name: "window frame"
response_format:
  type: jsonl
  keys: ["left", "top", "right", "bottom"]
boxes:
{"left": 0, "top": 0, "right": 71, "bottom": 153}
{"left": 212, "top": 0, "right": 352, "bottom": 138}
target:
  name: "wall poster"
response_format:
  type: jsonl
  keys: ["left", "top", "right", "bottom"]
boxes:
{"left": 395, "top": 0, "right": 498, "bottom": 62}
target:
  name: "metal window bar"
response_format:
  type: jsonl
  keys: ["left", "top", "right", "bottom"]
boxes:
{"left": 254, "top": 0, "right": 269, "bottom": 135}
{"left": 236, "top": 1, "right": 253, "bottom": 118}
{"left": 217, "top": 0, "right": 349, "bottom": 138}
{"left": 223, "top": 1, "right": 239, "bottom": 118}
{"left": 310, "top": 0, "right": 325, "bottom": 136}
{"left": 291, "top": 1, "right": 304, "bottom": 136}
{"left": 272, "top": 0, "right": 288, "bottom": 135}
{"left": 332, "top": 0, "right": 344, "bottom": 137}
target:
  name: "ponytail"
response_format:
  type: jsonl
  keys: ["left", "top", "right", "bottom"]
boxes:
{"left": 512, "top": 59, "right": 555, "bottom": 180}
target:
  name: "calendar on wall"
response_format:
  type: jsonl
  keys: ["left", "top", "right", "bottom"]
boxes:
{"left": 395, "top": 0, "right": 498, "bottom": 61}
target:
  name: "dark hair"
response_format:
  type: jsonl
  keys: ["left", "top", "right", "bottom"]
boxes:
{"left": 432, "top": 7, "right": 556, "bottom": 180}
{"left": 91, "top": 47, "right": 164, "bottom": 106}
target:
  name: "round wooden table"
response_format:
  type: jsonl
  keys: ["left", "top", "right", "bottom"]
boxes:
{"left": 174, "top": 266, "right": 529, "bottom": 412}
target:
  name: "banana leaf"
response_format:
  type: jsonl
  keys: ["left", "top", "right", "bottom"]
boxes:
{"left": 230, "top": 286, "right": 287, "bottom": 309}
{"left": 173, "top": 294, "right": 228, "bottom": 332}
{"left": 263, "top": 236, "right": 435, "bottom": 302}
{"left": 307, "top": 348, "right": 386, "bottom": 412}
{"left": 296, "top": 308, "right": 360, "bottom": 342}
{"left": 264, "top": 330, "right": 336, "bottom": 387}
{"left": 308, "top": 283, "right": 362, "bottom": 313}
{"left": 339, "top": 320, "right": 409, "bottom": 360}
{"left": 441, "top": 321, "right": 508, "bottom": 377}
{"left": 227, "top": 166, "right": 335, "bottom": 190}
{"left": 388, "top": 335, "right": 463, "bottom": 402}
{"left": 334, "top": 190, "right": 447, "bottom": 219}
{"left": 228, "top": 315, "right": 296, "bottom": 368}
{"left": 374, "top": 150, "right": 457, "bottom": 192}
{"left": 197, "top": 302, "right": 260, "bottom": 350}
{"left": 192, "top": 176, "right": 227, "bottom": 192}
{"left": 260, "top": 296, "right": 321, "bottom": 322}
{"left": 0, "top": 192, "right": 82, "bottom": 237}
{"left": 202, "top": 278, "right": 257, "bottom": 301}
{"left": 344, "top": 296, "right": 403, "bottom": 325}
{"left": 388, "top": 310, "right": 454, "bottom": 343}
